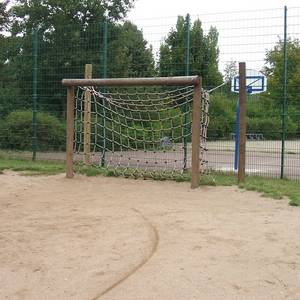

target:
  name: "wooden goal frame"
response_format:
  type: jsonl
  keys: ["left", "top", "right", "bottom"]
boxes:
{"left": 62, "top": 76, "right": 202, "bottom": 188}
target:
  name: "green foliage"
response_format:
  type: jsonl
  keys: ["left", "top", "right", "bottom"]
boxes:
{"left": 0, "top": 111, "right": 66, "bottom": 151}
{"left": 247, "top": 117, "right": 281, "bottom": 140}
{"left": 0, "top": 87, "right": 30, "bottom": 117}
{"left": 208, "top": 93, "right": 235, "bottom": 139}
{"left": 223, "top": 61, "right": 238, "bottom": 93}
{"left": 264, "top": 38, "right": 300, "bottom": 109}
{"left": 202, "top": 26, "right": 223, "bottom": 87}
{"left": 108, "top": 21, "right": 155, "bottom": 78}
{"left": 0, "top": 33, "right": 34, "bottom": 117}
{"left": 81, "top": 104, "right": 186, "bottom": 151}
{"left": 208, "top": 92, "right": 299, "bottom": 140}
{"left": 11, "top": 0, "right": 135, "bottom": 33}
{"left": 247, "top": 114, "right": 297, "bottom": 140}
{"left": 1, "top": 3, "right": 298, "bottom": 155}
{"left": 159, "top": 15, "right": 223, "bottom": 88}
{"left": 0, "top": 0, "right": 153, "bottom": 118}
{"left": 0, "top": 1, "right": 9, "bottom": 30}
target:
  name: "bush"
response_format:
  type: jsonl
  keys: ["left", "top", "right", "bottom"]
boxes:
{"left": 0, "top": 87, "right": 30, "bottom": 117}
{"left": 207, "top": 93, "right": 299, "bottom": 140}
{"left": 0, "top": 110, "right": 66, "bottom": 151}
{"left": 208, "top": 93, "right": 236, "bottom": 139}
{"left": 247, "top": 117, "right": 280, "bottom": 140}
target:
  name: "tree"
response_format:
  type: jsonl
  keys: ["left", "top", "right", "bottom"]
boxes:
{"left": 108, "top": 21, "right": 155, "bottom": 78}
{"left": 159, "top": 15, "right": 223, "bottom": 88}
{"left": 190, "top": 19, "right": 205, "bottom": 78}
{"left": 0, "top": 0, "right": 9, "bottom": 31}
{"left": 0, "top": 2, "right": 21, "bottom": 117}
{"left": 159, "top": 15, "right": 186, "bottom": 77}
{"left": 223, "top": 61, "right": 237, "bottom": 83}
{"left": 203, "top": 26, "right": 223, "bottom": 88}
{"left": 222, "top": 60, "right": 237, "bottom": 93}
{"left": 0, "top": 0, "right": 156, "bottom": 117}
{"left": 264, "top": 38, "right": 300, "bottom": 109}
{"left": 11, "top": 0, "right": 135, "bottom": 34}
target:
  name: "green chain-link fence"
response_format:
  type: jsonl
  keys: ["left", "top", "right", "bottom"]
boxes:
{"left": 0, "top": 6, "right": 299, "bottom": 179}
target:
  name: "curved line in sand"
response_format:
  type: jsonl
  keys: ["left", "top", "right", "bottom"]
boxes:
{"left": 91, "top": 208, "right": 159, "bottom": 300}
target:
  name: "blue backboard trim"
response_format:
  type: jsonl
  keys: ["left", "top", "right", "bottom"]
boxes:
{"left": 233, "top": 75, "right": 265, "bottom": 94}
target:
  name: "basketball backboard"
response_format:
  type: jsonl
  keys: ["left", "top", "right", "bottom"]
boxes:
{"left": 231, "top": 69, "right": 267, "bottom": 94}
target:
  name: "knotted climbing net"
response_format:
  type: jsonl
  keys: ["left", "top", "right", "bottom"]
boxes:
{"left": 72, "top": 82, "right": 209, "bottom": 178}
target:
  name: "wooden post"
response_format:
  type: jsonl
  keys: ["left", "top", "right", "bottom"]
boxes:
{"left": 84, "top": 64, "right": 93, "bottom": 165}
{"left": 191, "top": 78, "right": 202, "bottom": 189}
{"left": 66, "top": 86, "right": 75, "bottom": 178}
{"left": 238, "top": 62, "right": 246, "bottom": 184}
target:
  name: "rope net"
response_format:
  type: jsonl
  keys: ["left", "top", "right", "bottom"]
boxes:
{"left": 74, "top": 85, "right": 209, "bottom": 178}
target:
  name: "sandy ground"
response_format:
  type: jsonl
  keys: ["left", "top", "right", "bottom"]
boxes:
{"left": 0, "top": 172, "right": 300, "bottom": 300}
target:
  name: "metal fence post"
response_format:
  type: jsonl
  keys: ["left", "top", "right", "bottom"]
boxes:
{"left": 32, "top": 28, "right": 38, "bottom": 161}
{"left": 185, "top": 14, "right": 191, "bottom": 77}
{"left": 280, "top": 6, "right": 288, "bottom": 179}
{"left": 102, "top": 20, "right": 108, "bottom": 79}
{"left": 101, "top": 20, "right": 108, "bottom": 167}
{"left": 183, "top": 13, "right": 190, "bottom": 171}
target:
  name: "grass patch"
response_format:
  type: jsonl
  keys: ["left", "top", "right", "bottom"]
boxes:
{"left": 239, "top": 176, "right": 300, "bottom": 206}
{"left": 209, "top": 172, "right": 236, "bottom": 186}
{"left": 0, "top": 155, "right": 299, "bottom": 206}
{"left": 0, "top": 155, "right": 65, "bottom": 175}
{"left": 209, "top": 172, "right": 300, "bottom": 206}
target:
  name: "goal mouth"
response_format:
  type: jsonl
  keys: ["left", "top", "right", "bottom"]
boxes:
{"left": 63, "top": 76, "right": 208, "bottom": 188}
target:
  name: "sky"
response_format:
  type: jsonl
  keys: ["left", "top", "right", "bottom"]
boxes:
{"left": 127, "top": 0, "right": 300, "bottom": 75}
{"left": 128, "top": 0, "right": 299, "bottom": 20}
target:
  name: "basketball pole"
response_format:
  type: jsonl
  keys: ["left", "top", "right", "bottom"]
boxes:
{"left": 234, "top": 63, "right": 247, "bottom": 176}
{"left": 234, "top": 101, "right": 240, "bottom": 171}
{"left": 232, "top": 66, "right": 265, "bottom": 177}
{"left": 238, "top": 62, "right": 246, "bottom": 184}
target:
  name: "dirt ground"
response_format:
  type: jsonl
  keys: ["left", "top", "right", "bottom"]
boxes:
{"left": 0, "top": 172, "right": 300, "bottom": 300}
